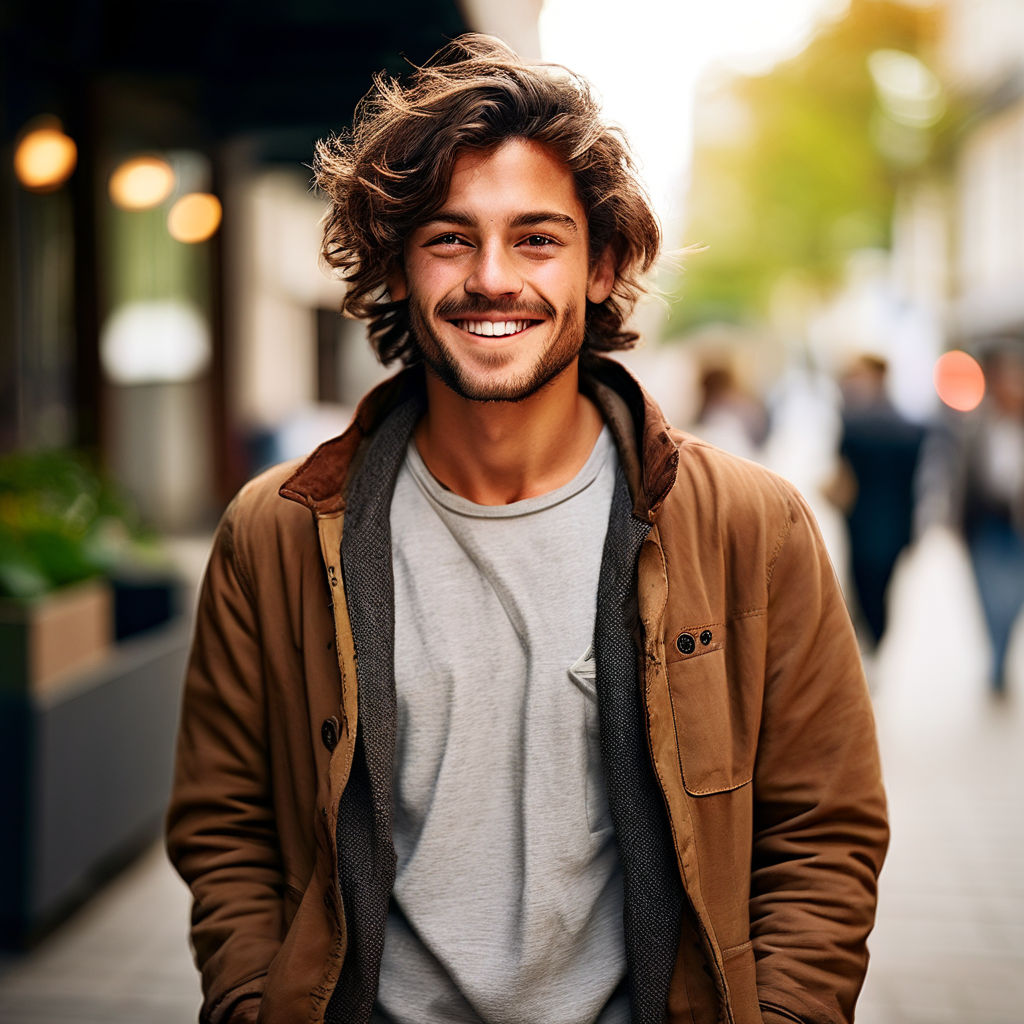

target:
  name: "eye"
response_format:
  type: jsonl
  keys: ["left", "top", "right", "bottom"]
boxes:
{"left": 426, "top": 232, "right": 469, "bottom": 248}
{"left": 520, "top": 234, "right": 557, "bottom": 248}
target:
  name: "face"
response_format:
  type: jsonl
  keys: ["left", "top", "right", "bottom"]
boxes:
{"left": 390, "top": 139, "right": 614, "bottom": 403}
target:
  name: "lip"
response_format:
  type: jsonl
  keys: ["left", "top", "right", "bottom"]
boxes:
{"left": 446, "top": 314, "right": 541, "bottom": 323}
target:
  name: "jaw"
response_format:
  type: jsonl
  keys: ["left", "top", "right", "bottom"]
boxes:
{"left": 421, "top": 344, "right": 583, "bottom": 409}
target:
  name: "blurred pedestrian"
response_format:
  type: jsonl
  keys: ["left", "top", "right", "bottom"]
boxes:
{"left": 693, "top": 362, "right": 769, "bottom": 462}
{"left": 916, "top": 341, "right": 1024, "bottom": 693}
{"left": 828, "top": 355, "right": 924, "bottom": 649}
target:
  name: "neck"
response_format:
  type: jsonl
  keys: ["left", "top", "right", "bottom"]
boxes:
{"left": 414, "top": 361, "right": 604, "bottom": 505}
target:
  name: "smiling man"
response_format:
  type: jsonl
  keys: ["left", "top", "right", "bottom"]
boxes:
{"left": 167, "top": 34, "right": 888, "bottom": 1024}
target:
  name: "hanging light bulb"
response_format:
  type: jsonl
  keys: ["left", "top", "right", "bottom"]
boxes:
{"left": 14, "top": 117, "right": 78, "bottom": 192}
{"left": 167, "top": 192, "right": 222, "bottom": 243}
{"left": 109, "top": 155, "right": 175, "bottom": 210}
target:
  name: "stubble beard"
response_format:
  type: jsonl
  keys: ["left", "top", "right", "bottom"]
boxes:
{"left": 406, "top": 295, "right": 586, "bottom": 404}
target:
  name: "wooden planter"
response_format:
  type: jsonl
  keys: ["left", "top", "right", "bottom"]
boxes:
{"left": 0, "top": 579, "right": 113, "bottom": 696}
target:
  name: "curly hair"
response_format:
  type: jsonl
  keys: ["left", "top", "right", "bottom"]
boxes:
{"left": 313, "top": 33, "right": 661, "bottom": 366}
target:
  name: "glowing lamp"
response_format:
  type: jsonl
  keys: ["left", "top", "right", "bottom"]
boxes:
{"left": 934, "top": 350, "right": 985, "bottom": 412}
{"left": 167, "top": 192, "right": 222, "bottom": 243}
{"left": 14, "top": 121, "right": 78, "bottom": 192}
{"left": 109, "top": 156, "right": 175, "bottom": 210}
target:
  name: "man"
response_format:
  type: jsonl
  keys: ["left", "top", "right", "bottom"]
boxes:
{"left": 830, "top": 354, "right": 924, "bottom": 650}
{"left": 167, "top": 34, "right": 888, "bottom": 1024}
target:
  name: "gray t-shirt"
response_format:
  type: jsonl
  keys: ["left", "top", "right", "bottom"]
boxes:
{"left": 376, "top": 426, "right": 628, "bottom": 1024}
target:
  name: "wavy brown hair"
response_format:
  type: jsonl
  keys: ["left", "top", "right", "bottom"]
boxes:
{"left": 313, "top": 33, "right": 661, "bottom": 366}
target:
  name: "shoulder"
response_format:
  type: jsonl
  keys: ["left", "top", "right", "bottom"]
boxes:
{"left": 225, "top": 459, "right": 307, "bottom": 527}
{"left": 652, "top": 429, "right": 829, "bottom": 602}
{"left": 666, "top": 428, "right": 804, "bottom": 532}
{"left": 214, "top": 459, "right": 313, "bottom": 573}
{"left": 653, "top": 432, "right": 837, "bottom": 622}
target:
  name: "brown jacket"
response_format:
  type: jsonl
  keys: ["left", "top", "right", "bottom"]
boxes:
{"left": 167, "top": 357, "right": 887, "bottom": 1024}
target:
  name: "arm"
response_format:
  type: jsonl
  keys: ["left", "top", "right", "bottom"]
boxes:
{"left": 751, "top": 490, "right": 889, "bottom": 1024}
{"left": 166, "top": 500, "right": 284, "bottom": 1024}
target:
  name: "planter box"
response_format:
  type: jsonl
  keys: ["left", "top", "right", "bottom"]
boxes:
{"left": 0, "top": 580, "right": 113, "bottom": 696}
{"left": 0, "top": 614, "right": 190, "bottom": 947}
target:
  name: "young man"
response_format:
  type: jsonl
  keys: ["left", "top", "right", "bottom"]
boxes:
{"left": 167, "top": 34, "right": 888, "bottom": 1024}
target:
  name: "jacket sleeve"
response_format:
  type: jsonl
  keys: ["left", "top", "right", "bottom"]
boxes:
{"left": 166, "top": 498, "right": 284, "bottom": 1024}
{"left": 751, "top": 489, "right": 889, "bottom": 1024}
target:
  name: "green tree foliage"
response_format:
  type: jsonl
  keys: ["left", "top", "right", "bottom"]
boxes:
{"left": 671, "top": 0, "right": 940, "bottom": 333}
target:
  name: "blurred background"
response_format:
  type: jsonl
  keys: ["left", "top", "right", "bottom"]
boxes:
{"left": 1, "top": 0, "right": 1023, "bottom": 1021}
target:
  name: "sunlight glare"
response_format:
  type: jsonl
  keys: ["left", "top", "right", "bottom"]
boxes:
{"left": 540, "top": 0, "right": 846, "bottom": 241}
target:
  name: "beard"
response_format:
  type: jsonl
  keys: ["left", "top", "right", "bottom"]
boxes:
{"left": 406, "top": 294, "right": 585, "bottom": 403}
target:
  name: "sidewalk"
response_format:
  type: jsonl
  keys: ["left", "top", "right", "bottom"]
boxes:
{"left": 857, "top": 528, "right": 1024, "bottom": 1024}
{"left": 0, "top": 528, "right": 1021, "bottom": 1023}
{"left": 0, "top": 841, "right": 200, "bottom": 1022}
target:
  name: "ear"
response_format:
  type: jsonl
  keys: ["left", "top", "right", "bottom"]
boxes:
{"left": 586, "top": 245, "right": 615, "bottom": 304}
{"left": 387, "top": 262, "right": 408, "bottom": 302}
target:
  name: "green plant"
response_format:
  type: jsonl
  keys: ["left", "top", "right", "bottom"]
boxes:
{"left": 0, "top": 450, "right": 147, "bottom": 600}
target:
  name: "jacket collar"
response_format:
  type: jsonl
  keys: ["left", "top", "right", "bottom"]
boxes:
{"left": 580, "top": 354, "right": 680, "bottom": 522}
{"left": 279, "top": 370, "right": 426, "bottom": 516}
{"left": 279, "top": 355, "right": 679, "bottom": 521}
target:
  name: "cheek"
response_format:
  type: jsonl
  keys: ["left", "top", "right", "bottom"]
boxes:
{"left": 533, "top": 260, "right": 590, "bottom": 304}
{"left": 406, "top": 258, "right": 462, "bottom": 302}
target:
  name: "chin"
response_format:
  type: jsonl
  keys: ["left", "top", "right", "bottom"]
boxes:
{"left": 411, "top": 304, "right": 584, "bottom": 405}
{"left": 426, "top": 344, "right": 581, "bottom": 404}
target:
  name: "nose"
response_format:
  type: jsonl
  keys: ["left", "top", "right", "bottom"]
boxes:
{"left": 464, "top": 240, "right": 523, "bottom": 300}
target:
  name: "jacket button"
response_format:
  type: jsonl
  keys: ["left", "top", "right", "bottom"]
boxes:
{"left": 676, "top": 632, "right": 695, "bottom": 655}
{"left": 700, "top": 629, "right": 713, "bottom": 646}
{"left": 321, "top": 716, "right": 339, "bottom": 752}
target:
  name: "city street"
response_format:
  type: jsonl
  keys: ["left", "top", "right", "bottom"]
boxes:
{"left": 0, "top": 527, "right": 1021, "bottom": 1023}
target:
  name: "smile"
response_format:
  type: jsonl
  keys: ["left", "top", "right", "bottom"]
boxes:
{"left": 451, "top": 319, "right": 538, "bottom": 338}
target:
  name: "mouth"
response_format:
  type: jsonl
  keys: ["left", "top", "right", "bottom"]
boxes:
{"left": 448, "top": 318, "right": 542, "bottom": 339}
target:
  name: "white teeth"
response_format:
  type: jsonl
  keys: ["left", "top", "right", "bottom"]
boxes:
{"left": 457, "top": 320, "right": 530, "bottom": 337}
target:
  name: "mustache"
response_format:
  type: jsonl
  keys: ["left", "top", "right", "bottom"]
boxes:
{"left": 434, "top": 295, "right": 556, "bottom": 320}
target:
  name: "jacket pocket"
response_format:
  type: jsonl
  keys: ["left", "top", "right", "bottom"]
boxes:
{"left": 665, "top": 616, "right": 762, "bottom": 795}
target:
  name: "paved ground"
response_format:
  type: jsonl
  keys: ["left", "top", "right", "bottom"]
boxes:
{"left": 0, "top": 526, "right": 1021, "bottom": 1023}
{"left": 0, "top": 842, "right": 201, "bottom": 1023}
{"left": 857, "top": 528, "right": 1024, "bottom": 1024}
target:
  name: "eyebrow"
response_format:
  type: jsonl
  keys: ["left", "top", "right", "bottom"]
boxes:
{"left": 420, "top": 210, "right": 580, "bottom": 234}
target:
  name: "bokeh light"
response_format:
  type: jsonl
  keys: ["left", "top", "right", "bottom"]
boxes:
{"left": 868, "top": 49, "right": 945, "bottom": 127}
{"left": 167, "top": 192, "right": 222, "bottom": 243}
{"left": 108, "top": 156, "right": 175, "bottom": 210}
{"left": 100, "top": 300, "right": 211, "bottom": 384}
{"left": 13, "top": 120, "right": 78, "bottom": 192}
{"left": 934, "top": 350, "right": 985, "bottom": 412}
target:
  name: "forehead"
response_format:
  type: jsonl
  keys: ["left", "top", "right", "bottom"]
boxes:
{"left": 439, "top": 138, "right": 584, "bottom": 220}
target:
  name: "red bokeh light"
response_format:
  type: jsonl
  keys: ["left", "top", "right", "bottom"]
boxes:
{"left": 934, "top": 350, "right": 985, "bottom": 412}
